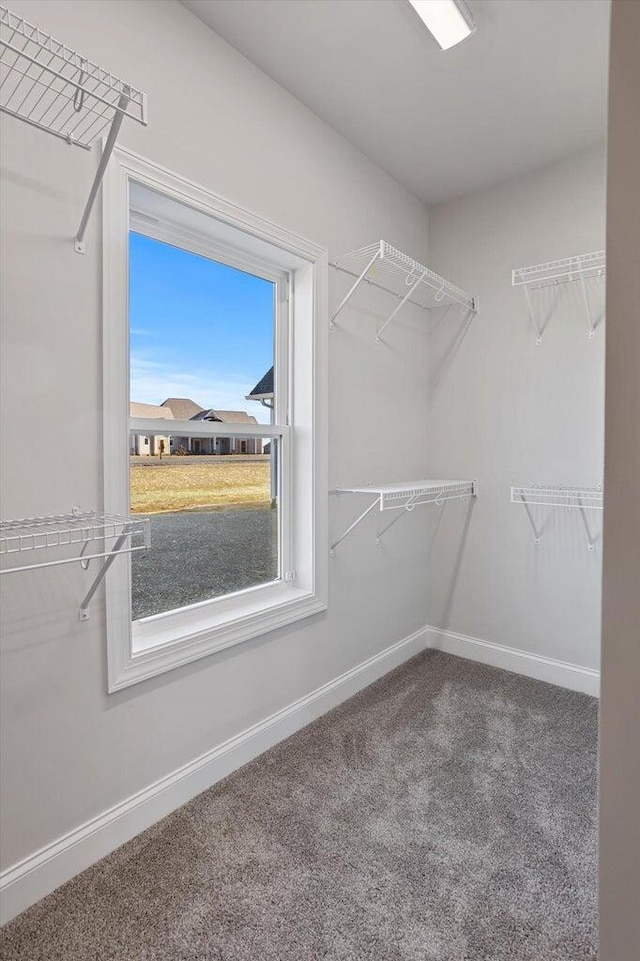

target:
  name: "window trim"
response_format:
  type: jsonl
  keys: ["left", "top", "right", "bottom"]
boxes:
{"left": 103, "top": 145, "right": 328, "bottom": 692}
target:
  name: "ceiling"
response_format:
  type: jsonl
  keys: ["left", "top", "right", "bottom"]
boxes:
{"left": 181, "top": 0, "right": 610, "bottom": 205}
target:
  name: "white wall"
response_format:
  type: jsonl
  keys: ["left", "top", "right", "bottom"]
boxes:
{"left": 425, "top": 147, "right": 606, "bottom": 673}
{"left": 599, "top": 1, "right": 640, "bottom": 956}
{"left": 0, "top": 0, "right": 432, "bottom": 911}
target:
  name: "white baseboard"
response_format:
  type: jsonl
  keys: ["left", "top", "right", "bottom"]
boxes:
{"left": 425, "top": 625, "right": 600, "bottom": 697}
{"left": 0, "top": 626, "right": 429, "bottom": 925}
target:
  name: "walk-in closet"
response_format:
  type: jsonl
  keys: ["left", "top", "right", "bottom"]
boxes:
{"left": 1, "top": 1, "right": 639, "bottom": 959}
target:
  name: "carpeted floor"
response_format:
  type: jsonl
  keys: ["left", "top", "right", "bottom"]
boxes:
{"left": 0, "top": 651, "right": 598, "bottom": 961}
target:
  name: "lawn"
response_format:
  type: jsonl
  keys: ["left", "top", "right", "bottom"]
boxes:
{"left": 130, "top": 458, "right": 272, "bottom": 513}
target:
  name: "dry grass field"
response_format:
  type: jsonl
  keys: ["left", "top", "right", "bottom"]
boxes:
{"left": 130, "top": 458, "right": 272, "bottom": 513}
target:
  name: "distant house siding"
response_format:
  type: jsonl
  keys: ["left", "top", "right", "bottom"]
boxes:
{"left": 131, "top": 433, "right": 171, "bottom": 456}
{"left": 231, "top": 437, "right": 260, "bottom": 454}
{"left": 130, "top": 404, "right": 173, "bottom": 456}
{"left": 132, "top": 436, "right": 264, "bottom": 455}
{"left": 170, "top": 435, "right": 193, "bottom": 454}
{"left": 174, "top": 437, "right": 261, "bottom": 455}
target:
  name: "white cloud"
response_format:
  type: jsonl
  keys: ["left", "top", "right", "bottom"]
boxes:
{"left": 130, "top": 354, "right": 270, "bottom": 424}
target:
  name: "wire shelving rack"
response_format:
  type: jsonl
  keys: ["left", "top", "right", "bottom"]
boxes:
{"left": 330, "top": 479, "right": 477, "bottom": 555}
{"left": 0, "top": 509, "right": 151, "bottom": 619}
{"left": 0, "top": 4, "right": 147, "bottom": 252}
{"left": 511, "top": 484, "right": 603, "bottom": 551}
{"left": 512, "top": 251, "right": 605, "bottom": 344}
{"left": 330, "top": 240, "right": 478, "bottom": 343}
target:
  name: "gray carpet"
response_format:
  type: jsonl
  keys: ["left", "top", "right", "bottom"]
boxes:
{"left": 0, "top": 651, "right": 598, "bottom": 960}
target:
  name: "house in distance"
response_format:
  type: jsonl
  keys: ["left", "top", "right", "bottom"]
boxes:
{"left": 130, "top": 397, "right": 263, "bottom": 455}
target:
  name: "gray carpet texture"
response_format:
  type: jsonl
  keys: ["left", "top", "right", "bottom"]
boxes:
{"left": 0, "top": 651, "right": 598, "bottom": 961}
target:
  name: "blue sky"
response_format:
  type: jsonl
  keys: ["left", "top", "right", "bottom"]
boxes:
{"left": 129, "top": 232, "right": 274, "bottom": 424}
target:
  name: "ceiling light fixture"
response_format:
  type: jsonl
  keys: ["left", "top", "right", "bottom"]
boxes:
{"left": 408, "top": 0, "right": 476, "bottom": 51}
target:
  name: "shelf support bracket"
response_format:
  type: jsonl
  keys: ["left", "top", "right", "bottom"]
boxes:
{"left": 78, "top": 531, "right": 130, "bottom": 619}
{"left": 330, "top": 246, "right": 382, "bottom": 329}
{"left": 376, "top": 509, "right": 406, "bottom": 545}
{"left": 576, "top": 498, "right": 597, "bottom": 551}
{"left": 376, "top": 270, "right": 427, "bottom": 344}
{"left": 330, "top": 497, "right": 380, "bottom": 556}
{"left": 519, "top": 493, "right": 542, "bottom": 545}
{"left": 376, "top": 494, "right": 420, "bottom": 544}
{"left": 576, "top": 263, "right": 597, "bottom": 339}
{"left": 74, "top": 89, "right": 130, "bottom": 254}
{"left": 522, "top": 285, "right": 543, "bottom": 345}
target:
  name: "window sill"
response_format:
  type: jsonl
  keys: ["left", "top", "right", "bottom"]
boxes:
{"left": 109, "top": 586, "right": 327, "bottom": 692}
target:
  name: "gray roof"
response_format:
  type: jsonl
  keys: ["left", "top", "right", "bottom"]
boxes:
{"left": 247, "top": 366, "right": 274, "bottom": 399}
{"left": 160, "top": 399, "right": 258, "bottom": 425}
{"left": 130, "top": 402, "right": 174, "bottom": 419}
{"left": 190, "top": 409, "right": 223, "bottom": 423}
{"left": 195, "top": 409, "right": 258, "bottom": 424}
{"left": 161, "top": 398, "right": 204, "bottom": 420}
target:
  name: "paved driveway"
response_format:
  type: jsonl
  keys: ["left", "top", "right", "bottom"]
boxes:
{"left": 132, "top": 507, "right": 278, "bottom": 620}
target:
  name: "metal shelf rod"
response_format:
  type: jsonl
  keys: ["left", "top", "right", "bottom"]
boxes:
{"left": 0, "top": 542, "right": 143, "bottom": 575}
{"left": 376, "top": 493, "right": 421, "bottom": 544}
{"left": 74, "top": 89, "right": 129, "bottom": 253}
{"left": 330, "top": 262, "right": 417, "bottom": 302}
{"left": 577, "top": 497, "right": 598, "bottom": 552}
{"left": 522, "top": 284, "right": 543, "bottom": 345}
{"left": 78, "top": 532, "right": 129, "bottom": 620}
{"left": 517, "top": 491, "right": 542, "bottom": 546}
{"left": 329, "top": 245, "right": 381, "bottom": 329}
{"left": 330, "top": 497, "right": 380, "bottom": 556}
{"left": 578, "top": 270, "right": 596, "bottom": 339}
{"left": 0, "top": 101, "right": 93, "bottom": 147}
{"left": 376, "top": 269, "right": 427, "bottom": 344}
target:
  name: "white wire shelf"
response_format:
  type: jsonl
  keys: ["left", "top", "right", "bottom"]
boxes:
{"left": 330, "top": 479, "right": 477, "bottom": 554}
{"left": 0, "top": 510, "right": 150, "bottom": 556}
{"left": 330, "top": 240, "right": 478, "bottom": 343}
{"left": 0, "top": 4, "right": 147, "bottom": 251}
{"left": 336, "top": 480, "right": 477, "bottom": 510}
{"left": 511, "top": 485, "right": 603, "bottom": 510}
{"left": 0, "top": 509, "right": 151, "bottom": 619}
{"left": 512, "top": 252, "right": 606, "bottom": 290}
{"left": 512, "top": 250, "right": 605, "bottom": 344}
{"left": 0, "top": 5, "right": 146, "bottom": 147}
{"left": 511, "top": 484, "right": 603, "bottom": 550}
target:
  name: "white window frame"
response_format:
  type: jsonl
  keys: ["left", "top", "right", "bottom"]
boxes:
{"left": 103, "top": 145, "right": 328, "bottom": 692}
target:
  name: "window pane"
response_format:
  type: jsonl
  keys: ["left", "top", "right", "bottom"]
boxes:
{"left": 129, "top": 230, "right": 278, "bottom": 620}
{"left": 131, "top": 437, "right": 279, "bottom": 620}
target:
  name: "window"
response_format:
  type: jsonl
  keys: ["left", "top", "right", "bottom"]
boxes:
{"left": 128, "top": 230, "right": 280, "bottom": 620}
{"left": 103, "top": 147, "right": 328, "bottom": 691}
